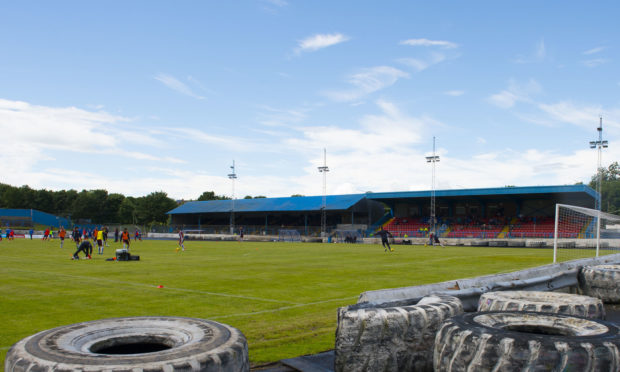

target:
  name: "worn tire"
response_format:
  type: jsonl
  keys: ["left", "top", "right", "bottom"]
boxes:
{"left": 335, "top": 294, "right": 463, "bottom": 372}
{"left": 478, "top": 290, "right": 606, "bottom": 319}
{"left": 579, "top": 264, "right": 620, "bottom": 303}
{"left": 434, "top": 311, "right": 620, "bottom": 372}
{"left": 5, "top": 316, "right": 249, "bottom": 372}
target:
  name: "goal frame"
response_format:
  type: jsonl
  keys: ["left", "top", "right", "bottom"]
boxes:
{"left": 553, "top": 203, "right": 620, "bottom": 263}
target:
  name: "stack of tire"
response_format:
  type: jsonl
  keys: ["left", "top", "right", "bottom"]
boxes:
{"left": 335, "top": 294, "right": 463, "bottom": 372}
{"left": 434, "top": 266, "right": 620, "bottom": 371}
{"left": 578, "top": 264, "right": 620, "bottom": 304}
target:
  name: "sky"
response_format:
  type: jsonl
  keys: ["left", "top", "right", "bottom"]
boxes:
{"left": 1, "top": 1, "right": 619, "bottom": 200}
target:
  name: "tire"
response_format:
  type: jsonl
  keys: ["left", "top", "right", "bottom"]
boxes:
{"left": 434, "top": 311, "right": 620, "bottom": 372}
{"left": 579, "top": 264, "right": 620, "bottom": 303}
{"left": 335, "top": 294, "right": 463, "bottom": 372}
{"left": 478, "top": 290, "right": 605, "bottom": 319}
{"left": 5, "top": 316, "right": 249, "bottom": 372}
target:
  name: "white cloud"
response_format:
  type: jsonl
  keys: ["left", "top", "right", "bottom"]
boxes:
{"left": 444, "top": 90, "right": 465, "bottom": 97}
{"left": 262, "top": 0, "right": 287, "bottom": 7}
{"left": 487, "top": 79, "right": 542, "bottom": 109}
{"left": 537, "top": 101, "right": 603, "bottom": 129}
{"left": 154, "top": 73, "right": 205, "bottom": 100}
{"left": 400, "top": 38, "right": 458, "bottom": 49}
{"left": 296, "top": 33, "right": 350, "bottom": 54}
{"left": 582, "top": 58, "right": 609, "bottom": 68}
{"left": 323, "top": 66, "right": 409, "bottom": 102}
{"left": 255, "top": 104, "right": 308, "bottom": 127}
{"left": 514, "top": 39, "right": 547, "bottom": 64}
{"left": 398, "top": 52, "right": 448, "bottom": 72}
{"left": 583, "top": 46, "right": 605, "bottom": 55}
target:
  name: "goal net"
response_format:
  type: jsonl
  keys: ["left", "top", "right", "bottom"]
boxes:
{"left": 553, "top": 204, "right": 620, "bottom": 263}
{"left": 278, "top": 229, "right": 301, "bottom": 242}
{"left": 334, "top": 230, "right": 363, "bottom": 243}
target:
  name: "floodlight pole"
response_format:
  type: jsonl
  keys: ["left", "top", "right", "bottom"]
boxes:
{"left": 426, "top": 137, "right": 440, "bottom": 236}
{"left": 318, "top": 148, "right": 329, "bottom": 238}
{"left": 589, "top": 116, "right": 608, "bottom": 256}
{"left": 228, "top": 160, "right": 237, "bottom": 235}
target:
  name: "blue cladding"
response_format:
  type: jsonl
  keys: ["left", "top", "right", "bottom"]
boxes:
{"left": 168, "top": 194, "right": 366, "bottom": 214}
{"left": 366, "top": 185, "right": 597, "bottom": 200}
{"left": 0, "top": 208, "right": 70, "bottom": 227}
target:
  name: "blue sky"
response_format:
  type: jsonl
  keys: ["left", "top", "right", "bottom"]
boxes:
{"left": 1, "top": 1, "right": 619, "bottom": 200}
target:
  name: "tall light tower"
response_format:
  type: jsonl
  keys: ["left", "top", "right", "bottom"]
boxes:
{"left": 318, "top": 148, "right": 329, "bottom": 237}
{"left": 589, "top": 116, "right": 608, "bottom": 211}
{"left": 426, "top": 137, "right": 440, "bottom": 235}
{"left": 589, "top": 116, "right": 608, "bottom": 256}
{"left": 228, "top": 160, "right": 237, "bottom": 235}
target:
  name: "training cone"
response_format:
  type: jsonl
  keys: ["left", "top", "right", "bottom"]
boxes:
{"left": 157, "top": 285, "right": 164, "bottom": 289}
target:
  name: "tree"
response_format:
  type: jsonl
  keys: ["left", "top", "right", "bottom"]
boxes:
{"left": 134, "top": 191, "right": 177, "bottom": 224}
{"left": 197, "top": 191, "right": 230, "bottom": 201}
{"left": 589, "top": 162, "right": 620, "bottom": 214}
{"left": 118, "top": 197, "right": 137, "bottom": 224}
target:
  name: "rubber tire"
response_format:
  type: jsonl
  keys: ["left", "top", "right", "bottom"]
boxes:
{"left": 335, "top": 294, "right": 463, "bottom": 372}
{"left": 434, "top": 311, "right": 620, "bottom": 372}
{"left": 5, "top": 316, "right": 249, "bottom": 372}
{"left": 579, "top": 264, "right": 620, "bottom": 303}
{"left": 478, "top": 290, "right": 606, "bottom": 319}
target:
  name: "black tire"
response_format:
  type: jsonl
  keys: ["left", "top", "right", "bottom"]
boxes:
{"left": 478, "top": 290, "right": 606, "bottom": 319}
{"left": 5, "top": 316, "right": 249, "bottom": 372}
{"left": 335, "top": 294, "right": 463, "bottom": 372}
{"left": 434, "top": 311, "right": 620, "bottom": 372}
{"left": 579, "top": 264, "right": 620, "bottom": 303}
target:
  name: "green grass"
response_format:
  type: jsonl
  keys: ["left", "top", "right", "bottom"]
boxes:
{"left": 0, "top": 238, "right": 554, "bottom": 367}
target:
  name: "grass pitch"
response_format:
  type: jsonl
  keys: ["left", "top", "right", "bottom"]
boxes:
{"left": 0, "top": 238, "right": 554, "bottom": 367}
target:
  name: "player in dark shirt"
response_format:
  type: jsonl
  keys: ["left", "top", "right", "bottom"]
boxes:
{"left": 72, "top": 239, "right": 92, "bottom": 260}
{"left": 374, "top": 227, "right": 394, "bottom": 252}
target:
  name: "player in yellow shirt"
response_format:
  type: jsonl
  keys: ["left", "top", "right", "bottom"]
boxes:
{"left": 96, "top": 228, "right": 105, "bottom": 255}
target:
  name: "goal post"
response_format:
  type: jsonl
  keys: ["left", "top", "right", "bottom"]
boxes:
{"left": 553, "top": 204, "right": 620, "bottom": 263}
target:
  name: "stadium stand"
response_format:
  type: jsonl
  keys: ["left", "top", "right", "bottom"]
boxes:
{"left": 0, "top": 209, "right": 70, "bottom": 228}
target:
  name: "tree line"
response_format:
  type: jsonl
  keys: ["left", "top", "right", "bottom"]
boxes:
{"left": 0, "top": 184, "right": 269, "bottom": 225}
{"left": 589, "top": 161, "right": 620, "bottom": 214}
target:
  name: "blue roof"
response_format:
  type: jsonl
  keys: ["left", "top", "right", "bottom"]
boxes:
{"left": 366, "top": 184, "right": 597, "bottom": 200}
{"left": 168, "top": 194, "right": 366, "bottom": 214}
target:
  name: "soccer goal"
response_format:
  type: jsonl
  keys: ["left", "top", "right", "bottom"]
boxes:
{"left": 553, "top": 204, "right": 620, "bottom": 263}
{"left": 278, "top": 229, "right": 302, "bottom": 242}
{"left": 334, "top": 230, "right": 363, "bottom": 243}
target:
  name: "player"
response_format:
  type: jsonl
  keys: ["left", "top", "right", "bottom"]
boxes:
{"left": 429, "top": 232, "right": 444, "bottom": 247}
{"left": 58, "top": 227, "right": 66, "bottom": 248}
{"left": 96, "top": 228, "right": 105, "bottom": 255}
{"left": 102, "top": 226, "right": 109, "bottom": 246}
{"left": 177, "top": 229, "right": 185, "bottom": 252}
{"left": 72, "top": 239, "right": 93, "bottom": 260}
{"left": 72, "top": 227, "right": 81, "bottom": 248}
{"left": 43, "top": 228, "right": 50, "bottom": 241}
{"left": 374, "top": 226, "right": 394, "bottom": 252}
{"left": 239, "top": 226, "right": 244, "bottom": 241}
{"left": 121, "top": 228, "right": 131, "bottom": 250}
{"left": 134, "top": 229, "right": 141, "bottom": 241}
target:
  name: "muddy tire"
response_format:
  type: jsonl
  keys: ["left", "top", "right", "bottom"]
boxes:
{"left": 5, "top": 316, "right": 249, "bottom": 372}
{"left": 579, "top": 264, "right": 620, "bottom": 303}
{"left": 478, "top": 290, "right": 605, "bottom": 319}
{"left": 434, "top": 311, "right": 620, "bottom": 372}
{"left": 335, "top": 294, "right": 463, "bottom": 372}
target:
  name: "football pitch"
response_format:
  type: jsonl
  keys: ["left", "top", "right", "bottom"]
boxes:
{"left": 0, "top": 238, "right": 554, "bottom": 367}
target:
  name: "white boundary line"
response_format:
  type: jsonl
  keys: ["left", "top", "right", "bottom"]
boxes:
{"left": 2, "top": 267, "right": 301, "bottom": 305}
